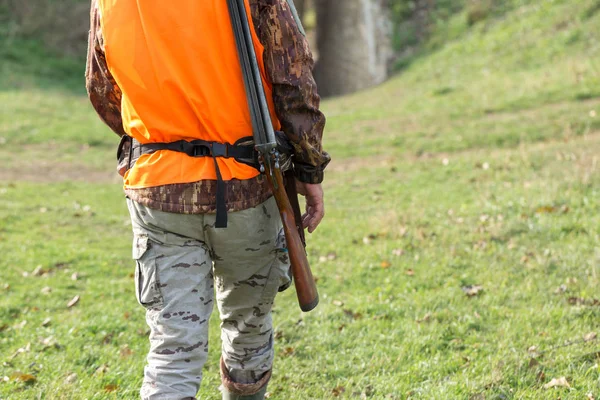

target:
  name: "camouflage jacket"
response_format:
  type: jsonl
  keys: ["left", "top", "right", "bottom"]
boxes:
{"left": 85, "top": 0, "right": 330, "bottom": 214}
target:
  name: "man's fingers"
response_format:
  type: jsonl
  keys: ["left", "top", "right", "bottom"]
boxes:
{"left": 306, "top": 201, "right": 324, "bottom": 233}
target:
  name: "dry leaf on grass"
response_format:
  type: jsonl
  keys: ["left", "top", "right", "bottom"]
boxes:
{"left": 119, "top": 345, "right": 133, "bottom": 358}
{"left": 584, "top": 332, "right": 597, "bottom": 342}
{"left": 94, "top": 364, "right": 109, "bottom": 376}
{"left": 343, "top": 309, "right": 363, "bottom": 320}
{"left": 392, "top": 249, "right": 404, "bottom": 257}
{"left": 64, "top": 373, "right": 78, "bottom": 384}
{"left": 405, "top": 269, "right": 415, "bottom": 276}
{"left": 462, "top": 285, "right": 484, "bottom": 297}
{"left": 14, "top": 320, "right": 27, "bottom": 329}
{"left": 41, "top": 318, "right": 51, "bottom": 327}
{"left": 332, "top": 386, "right": 346, "bottom": 397}
{"left": 416, "top": 313, "right": 432, "bottom": 323}
{"left": 41, "top": 287, "right": 52, "bottom": 295}
{"left": 67, "top": 295, "right": 80, "bottom": 308}
{"left": 9, "top": 343, "right": 31, "bottom": 360}
{"left": 10, "top": 371, "right": 36, "bottom": 383}
{"left": 543, "top": 376, "right": 570, "bottom": 389}
{"left": 104, "top": 384, "right": 119, "bottom": 392}
{"left": 381, "top": 261, "right": 391, "bottom": 269}
{"left": 282, "top": 347, "right": 294, "bottom": 356}
{"left": 332, "top": 300, "right": 344, "bottom": 307}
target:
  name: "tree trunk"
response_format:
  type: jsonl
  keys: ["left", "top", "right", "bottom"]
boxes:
{"left": 314, "top": 0, "right": 392, "bottom": 97}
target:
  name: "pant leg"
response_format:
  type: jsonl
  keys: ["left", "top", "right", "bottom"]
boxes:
{"left": 205, "top": 197, "right": 291, "bottom": 387}
{"left": 128, "top": 199, "right": 214, "bottom": 400}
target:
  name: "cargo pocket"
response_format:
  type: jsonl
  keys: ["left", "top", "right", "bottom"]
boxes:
{"left": 132, "top": 234, "right": 164, "bottom": 309}
{"left": 261, "top": 228, "right": 292, "bottom": 301}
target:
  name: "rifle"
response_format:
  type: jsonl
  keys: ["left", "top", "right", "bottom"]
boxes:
{"left": 226, "top": 0, "right": 319, "bottom": 312}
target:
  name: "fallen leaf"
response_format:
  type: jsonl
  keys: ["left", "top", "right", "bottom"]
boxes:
{"left": 416, "top": 313, "right": 431, "bottom": 323}
{"left": 462, "top": 285, "right": 484, "bottom": 297}
{"left": 123, "top": 312, "right": 131, "bottom": 320}
{"left": 584, "top": 332, "right": 597, "bottom": 342}
{"left": 64, "top": 373, "right": 78, "bottom": 384}
{"left": 282, "top": 347, "right": 294, "bottom": 356}
{"left": 71, "top": 273, "right": 79, "bottom": 281}
{"left": 405, "top": 269, "right": 415, "bottom": 276}
{"left": 568, "top": 297, "right": 600, "bottom": 306}
{"left": 587, "top": 393, "right": 595, "bottom": 400}
{"left": 14, "top": 320, "right": 27, "bottom": 330}
{"left": 9, "top": 343, "right": 31, "bottom": 360}
{"left": 67, "top": 295, "right": 80, "bottom": 308}
{"left": 10, "top": 372, "right": 36, "bottom": 383}
{"left": 2, "top": 284, "right": 9, "bottom": 291}
{"left": 332, "top": 300, "right": 344, "bottom": 307}
{"left": 41, "top": 318, "right": 51, "bottom": 327}
{"left": 343, "top": 309, "right": 363, "bottom": 320}
{"left": 554, "top": 284, "right": 567, "bottom": 294}
{"left": 543, "top": 376, "right": 570, "bottom": 389}
{"left": 104, "top": 384, "right": 119, "bottom": 392}
{"left": 41, "top": 336, "right": 58, "bottom": 350}
{"left": 32, "top": 266, "right": 45, "bottom": 276}
{"left": 528, "top": 358, "right": 539, "bottom": 368}
{"left": 119, "top": 345, "right": 133, "bottom": 358}
{"left": 332, "top": 386, "right": 346, "bottom": 397}
{"left": 392, "top": 249, "right": 404, "bottom": 257}
{"left": 94, "top": 364, "right": 109, "bottom": 376}
{"left": 536, "top": 205, "right": 558, "bottom": 214}
{"left": 41, "top": 286, "right": 52, "bottom": 295}
{"left": 537, "top": 370, "right": 546, "bottom": 382}
{"left": 381, "top": 261, "right": 391, "bottom": 269}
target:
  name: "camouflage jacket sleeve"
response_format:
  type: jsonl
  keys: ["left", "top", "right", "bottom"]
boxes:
{"left": 85, "top": 0, "right": 126, "bottom": 137}
{"left": 251, "top": 0, "right": 330, "bottom": 184}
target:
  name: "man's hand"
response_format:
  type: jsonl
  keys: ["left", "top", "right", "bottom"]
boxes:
{"left": 295, "top": 180, "right": 324, "bottom": 233}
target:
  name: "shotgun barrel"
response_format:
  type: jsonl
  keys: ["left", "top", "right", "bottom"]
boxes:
{"left": 226, "top": 0, "right": 319, "bottom": 312}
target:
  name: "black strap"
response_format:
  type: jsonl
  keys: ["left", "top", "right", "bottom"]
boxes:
{"left": 130, "top": 137, "right": 259, "bottom": 228}
{"left": 126, "top": 135, "right": 293, "bottom": 228}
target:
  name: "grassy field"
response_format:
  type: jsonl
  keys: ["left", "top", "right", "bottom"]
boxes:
{"left": 2, "top": 0, "right": 600, "bottom": 398}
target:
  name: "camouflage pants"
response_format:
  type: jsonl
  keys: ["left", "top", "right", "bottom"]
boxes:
{"left": 127, "top": 197, "right": 291, "bottom": 399}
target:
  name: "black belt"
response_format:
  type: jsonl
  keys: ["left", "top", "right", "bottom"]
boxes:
{"left": 126, "top": 136, "right": 259, "bottom": 228}
{"left": 117, "top": 133, "right": 293, "bottom": 228}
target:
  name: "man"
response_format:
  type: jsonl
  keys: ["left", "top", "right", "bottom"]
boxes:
{"left": 85, "top": 0, "right": 330, "bottom": 399}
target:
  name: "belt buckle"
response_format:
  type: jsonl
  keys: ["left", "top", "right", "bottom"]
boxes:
{"left": 211, "top": 143, "right": 228, "bottom": 157}
{"left": 192, "top": 143, "right": 211, "bottom": 157}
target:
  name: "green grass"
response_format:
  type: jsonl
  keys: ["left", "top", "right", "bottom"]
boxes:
{"left": 2, "top": 0, "right": 600, "bottom": 398}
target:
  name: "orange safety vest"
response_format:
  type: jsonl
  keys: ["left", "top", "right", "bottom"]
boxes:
{"left": 97, "top": 0, "right": 281, "bottom": 189}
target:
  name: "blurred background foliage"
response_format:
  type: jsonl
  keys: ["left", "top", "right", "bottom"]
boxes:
{"left": 0, "top": 0, "right": 516, "bottom": 93}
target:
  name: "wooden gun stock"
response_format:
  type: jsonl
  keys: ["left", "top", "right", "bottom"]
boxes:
{"left": 265, "top": 163, "right": 319, "bottom": 312}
